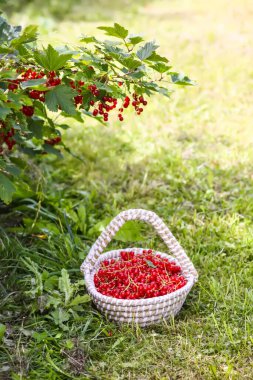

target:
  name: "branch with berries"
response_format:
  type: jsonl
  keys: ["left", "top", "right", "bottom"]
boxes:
{"left": 0, "top": 17, "right": 194, "bottom": 204}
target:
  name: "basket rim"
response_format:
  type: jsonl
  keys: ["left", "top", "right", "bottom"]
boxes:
{"left": 84, "top": 247, "right": 195, "bottom": 306}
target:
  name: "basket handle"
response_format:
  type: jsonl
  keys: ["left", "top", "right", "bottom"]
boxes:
{"left": 80, "top": 209, "right": 198, "bottom": 280}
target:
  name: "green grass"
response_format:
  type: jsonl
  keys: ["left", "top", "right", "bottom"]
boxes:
{"left": 1, "top": 0, "right": 253, "bottom": 379}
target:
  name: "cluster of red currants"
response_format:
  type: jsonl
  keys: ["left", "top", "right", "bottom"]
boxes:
{"left": 7, "top": 68, "right": 149, "bottom": 123}
{"left": 70, "top": 79, "right": 85, "bottom": 106}
{"left": 115, "top": 93, "right": 148, "bottom": 120}
{"left": 94, "top": 250, "right": 187, "bottom": 299}
{"left": 0, "top": 121, "right": 16, "bottom": 153}
{"left": 92, "top": 94, "right": 119, "bottom": 122}
{"left": 8, "top": 69, "right": 63, "bottom": 117}
{"left": 44, "top": 136, "right": 62, "bottom": 146}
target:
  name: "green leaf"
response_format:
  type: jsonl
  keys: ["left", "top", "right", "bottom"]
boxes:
{"left": 56, "top": 123, "right": 70, "bottom": 130}
{"left": 7, "top": 92, "right": 33, "bottom": 106}
{"left": 44, "top": 275, "right": 59, "bottom": 291}
{"left": 80, "top": 35, "right": 97, "bottom": 43}
{"left": 0, "top": 16, "right": 21, "bottom": 44}
{"left": 58, "top": 269, "right": 73, "bottom": 305}
{"left": 34, "top": 44, "right": 72, "bottom": 71}
{"left": 145, "top": 51, "right": 169, "bottom": 63}
{"left": 11, "top": 24, "right": 38, "bottom": 47}
{"left": 43, "top": 144, "right": 63, "bottom": 158}
{"left": 127, "top": 35, "right": 144, "bottom": 46}
{"left": 76, "top": 65, "right": 95, "bottom": 79}
{"left": 27, "top": 117, "right": 44, "bottom": 139}
{"left": 45, "top": 85, "right": 76, "bottom": 114}
{"left": 127, "top": 70, "right": 145, "bottom": 79}
{"left": 4, "top": 162, "right": 21, "bottom": 177}
{"left": 0, "top": 90, "right": 7, "bottom": 102}
{"left": 51, "top": 308, "right": 69, "bottom": 327}
{"left": 68, "top": 294, "right": 90, "bottom": 307}
{"left": 20, "top": 78, "right": 47, "bottom": 89}
{"left": 17, "top": 44, "right": 30, "bottom": 57}
{"left": 0, "top": 324, "right": 6, "bottom": 342}
{"left": 0, "top": 46, "right": 13, "bottom": 54}
{"left": 0, "top": 69, "right": 17, "bottom": 80}
{"left": 9, "top": 156, "right": 27, "bottom": 169}
{"left": 137, "top": 41, "right": 159, "bottom": 61}
{"left": 88, "top": 217, "right": 112, "bottom": 237}
{"left": 0, "top": 105, "right": 11, "bottom": 120}
{"left": 0, "top": 172, "right": 16, "bottom": 204}
{"left": 115, "top": 221, "right": 144, "bottom": 242}
{"left": 119, "top": 57, "right": 142, "bottom": 70}
{"left": 33, "top": 331, "right": 48, "bottom": 343}
{"left": 151, "top": 63, "right": 172, "bottom": 73}
{"left": 77, "top": 204, "right": 87, "bottom": 234}
{"left": 98, "top": 23, "right": 128, "bottom": 39}
{"left": 170, "top": 73, "right": 195, "bottom": 86}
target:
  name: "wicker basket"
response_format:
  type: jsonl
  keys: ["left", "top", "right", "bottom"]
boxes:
{"left": 80, "top": 209, "right": 198, "bottom": 326}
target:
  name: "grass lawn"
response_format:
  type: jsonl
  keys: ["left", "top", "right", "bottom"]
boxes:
{"left": 1, "top": 0, "right": 253, "bottom": 379}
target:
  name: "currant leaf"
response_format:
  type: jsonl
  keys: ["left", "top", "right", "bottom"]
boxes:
{"left": 127, "top": 35, "right": 144, "bottom": 46}
{"left": 137, "top": 41, "right": 159, "bottom": 61}
{"left": 0, "top": 172, "right": 16, "bottom": 204}
{"left": 98, "top": 23, "right": 128, "bottom": 39}
{"left": 170, "top": 72, "right": 195, "bottom": 86}
{"left": 34, "top": 44, "right": 72, "bottom": 71}
{"left": 151, "top": 63, "right": 172, "bottom": 73}
{"left": 45, "top": 85, "right": 76, "bottom": 114}
{"left": 11, "top": 25, "right": 38, "bottom": 47}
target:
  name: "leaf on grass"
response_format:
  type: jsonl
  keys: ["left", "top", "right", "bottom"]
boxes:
{"left": 45, "top": 85, "right": 76, "bottom": 114}
{"left": 34, "top": 44, "right": 72, "bottom": 71}
{"left": 51, "top": 308, "right": 69, "bottom": 325}
{"left": 98, "top": 23, "right": 128, "bottom": 39}
{"left": 137, "top": 41, "right": 159, "bottom": 61}
{"left": 0, "top": 324, "right": 6, "bottom": 342}
{"left": 33, "top": 331, "right": 48, "bottom": 342}
{"left": 77, "top": 204, "right": 87, "bottom": 234}
{"left": 88, "top": 217, "right": 112, "bottom": 237}
{"left": 68, "top": 294, "right": 90, "bottom": 307}
{"left": 111, "top": 337, "right": 125, "bottom": 350}
{"left": 0, "top": 172, "right": 16, "bottom": 204}
{"left": 58, "top": 269, "right": 73, "bottom": 305}
{"left": 115, "top": 221, "right": 144, "bottom": 242}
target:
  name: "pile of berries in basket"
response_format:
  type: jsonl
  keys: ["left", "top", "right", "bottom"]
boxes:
{"left": 94, "top": 250, "right": 187, "bottom": 299}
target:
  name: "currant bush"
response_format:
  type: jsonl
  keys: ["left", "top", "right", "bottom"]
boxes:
{"left": 0, "top": 16, "right": 194, "bottom": 203}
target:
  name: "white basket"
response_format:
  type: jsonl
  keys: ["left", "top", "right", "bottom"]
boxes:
{"left": 80, "top": 209, "right": 198, "bottom": 327}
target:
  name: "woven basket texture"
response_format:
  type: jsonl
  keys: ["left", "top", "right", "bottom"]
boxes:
{"left": 81, "top": 209, "right": 198, "bottom": 326}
